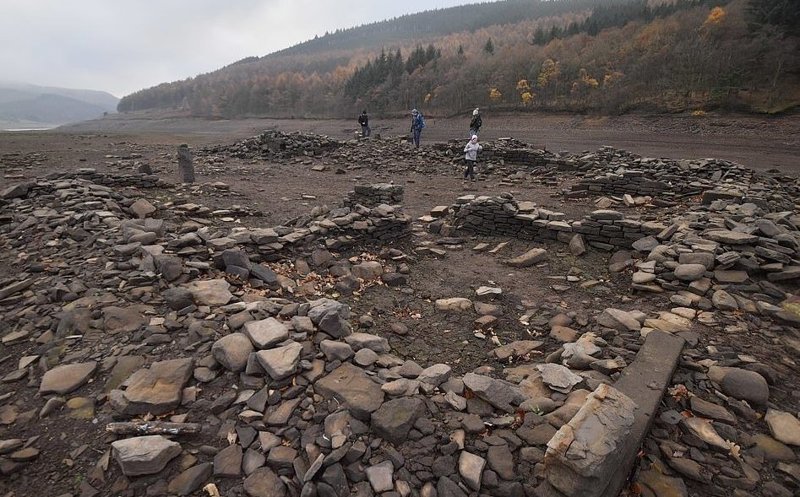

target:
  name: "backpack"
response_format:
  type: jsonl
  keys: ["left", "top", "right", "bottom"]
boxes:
{"left": 417, "top": 114, "right": 426, "bottom": 129}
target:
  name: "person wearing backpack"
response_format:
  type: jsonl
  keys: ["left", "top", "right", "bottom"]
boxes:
{"left": 469, "top": 108, "right": 482, "bottom": 137}
{"left": 410, "top": 109, "right": 425, "bottom": 148}
{"left": 358, "top": 110, "right": 371, "bottom": 137}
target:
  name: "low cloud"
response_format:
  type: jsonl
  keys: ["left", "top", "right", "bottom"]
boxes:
{"left": 0, "top": 0, "right": 479, "bottom": 97}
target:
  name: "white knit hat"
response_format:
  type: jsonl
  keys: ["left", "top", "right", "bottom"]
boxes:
{"left": 473, "top": 108, "right": 479, "bottom": 116}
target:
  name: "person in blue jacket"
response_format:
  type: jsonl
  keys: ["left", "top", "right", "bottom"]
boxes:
{"left": 410, "top": 109, "right": 425, "bottom": 148}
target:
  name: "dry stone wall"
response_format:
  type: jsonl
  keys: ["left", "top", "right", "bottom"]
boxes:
{"left": 570, "top": 170, "right": 673, "bottom": 198}
{"left": 44, "top": 168, "right": 165, "bottom": 188}
{"left": 343, "top": 183, "right": 404, "bottom": 208}
{"left": 445, "top": 194, "right": 661, "bottom": 251}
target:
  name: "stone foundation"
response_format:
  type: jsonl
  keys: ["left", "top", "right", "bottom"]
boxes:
{"left": 443, "top": 194, "right": 663, "bottom": 250}
{"left": 344, "top": 183, "right": 404, "bottom": 208}
{"left": 44, "top": 169, "right": 164, "bottom": 188}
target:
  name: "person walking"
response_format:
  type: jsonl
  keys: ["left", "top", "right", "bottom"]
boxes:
{"left": 410, "top": 109, "right": 425, "bottom": 148}
{"left": 469, "top": 108, "right": 482, "bottom": 137}
{"left": 463, "top": 134, "right": 482, "bottom": 181}
{"left": 358, "top": 110, "right": 371, "bottom": 137}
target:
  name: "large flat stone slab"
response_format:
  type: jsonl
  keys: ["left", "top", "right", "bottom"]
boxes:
{"left": 315, "top": 363, "right": 385, "bottom": 421}
{"left": 39, "top": 362, "right": 97, "bottom": 395}
{"left": 103, "top": 306, "right": 147, "bottom": 333}
{"left": 765, "top": 409, "right": 800, "bottom": 446}
{"left": 255, "top": 341, "right": 302, "bottom": 380}
{"left": 112, "top": 435, "right": 181, "bottom": 476}
{"left": 244, "top": 317, "right": 289, "bottom": 349}
{"left": 183, "top": 279, "right": 233, "bottom": 306}
{"left": 122, "top": 358, "right": 194, "bottom": 415}
{"left": 704, "top": 230, "right": 758, "bottom": 245}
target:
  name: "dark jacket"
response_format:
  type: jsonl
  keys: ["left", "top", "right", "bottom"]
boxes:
{"left": 470, "top": 115, "right": 482, "bottom": 131}
{"left": 358, "top": 113, "right": 369, "bottom": 126}
{"left": 411, "top": 113, "right": 425, "bottom": 131}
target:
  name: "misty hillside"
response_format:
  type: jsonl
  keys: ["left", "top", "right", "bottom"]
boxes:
{"left": 0, "top": 82, "right": 118, "bottom": 129}
{"left": 118, "top": 0, "right": 799, "bottom": 118}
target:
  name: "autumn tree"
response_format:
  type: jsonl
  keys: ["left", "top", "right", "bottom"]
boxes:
{"left": 537, "top": 58, "right": 561, "bottom": 104}
{"left": 701, "top": 6, "right": 727, "bottom": 37}
{"left": 515, "top": 79, "right": 535, "bottom": 106}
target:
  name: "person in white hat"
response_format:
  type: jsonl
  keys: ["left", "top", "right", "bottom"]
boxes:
{"left": 469, "top": 108, "right": 482, "bottom": 137}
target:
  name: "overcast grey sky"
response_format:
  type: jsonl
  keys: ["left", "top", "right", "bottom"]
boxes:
{"left": 0, "top": 0, "right": 482, "bottom": 98}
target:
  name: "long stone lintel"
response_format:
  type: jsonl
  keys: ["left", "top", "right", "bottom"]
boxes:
{"left": 537, "top": 330, "right": 685, "bottom": 497}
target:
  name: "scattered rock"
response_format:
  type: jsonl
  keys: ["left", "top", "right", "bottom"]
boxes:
{"left": 212, "top": 333, "right": 254, "bottom": 372}
{"left": 507, "top": 248, "right": 548, "bottom": 267}
{"left": 111, "top": 435, "right": 181, "bottom": 476}
{"left": 765, "top": 409, "right": 800, "bottom": 446}
{"left": 39, "top": 362, "right": 97, "bottom": 395}
{"left": 720, "top": 368, "right": 769, "bottom": 407}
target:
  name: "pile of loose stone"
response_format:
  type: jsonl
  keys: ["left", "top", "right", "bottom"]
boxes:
{"left": 199, "top": 131, "right": 344, "bottom": 162}
{"left": 610, "top": 192, "right": 800, "bottom": 311}
{"left": 568, "top": 147, "right": 800, "bottom": 209}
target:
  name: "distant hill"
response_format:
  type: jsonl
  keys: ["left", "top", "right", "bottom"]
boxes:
{"left": 0, "top": 82, "right": 118, "bottom": 129}
{"left": 118, "top": 0, "right": 800, "bottom": 118}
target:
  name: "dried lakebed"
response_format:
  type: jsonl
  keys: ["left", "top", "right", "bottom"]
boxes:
{"left": 0, "top": 130, "right": 799, "bottom": 497}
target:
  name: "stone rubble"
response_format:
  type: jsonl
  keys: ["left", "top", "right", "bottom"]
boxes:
{"left": 0, "top": 135, "right": 798, "bottom": 497}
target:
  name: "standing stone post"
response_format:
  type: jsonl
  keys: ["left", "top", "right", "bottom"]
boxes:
{"left": 177, "top": 144, "right": 194, "bottom": 183}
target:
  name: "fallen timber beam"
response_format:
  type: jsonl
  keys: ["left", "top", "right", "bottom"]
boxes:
{"left": 105, "top": 421, "right": 202, "bottom": 436}
{"left": 537, "top": 330, "right": 685, "bottom": 497}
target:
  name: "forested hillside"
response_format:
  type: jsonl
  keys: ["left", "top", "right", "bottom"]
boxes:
{"left": 117, "top": 0, "right": 799, "bottom": 117}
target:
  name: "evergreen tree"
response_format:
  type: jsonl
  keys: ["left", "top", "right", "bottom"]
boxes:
{"left": 484, "top": 38, "right": 495, "bottom": 55}
{"left": 532, "top": 27, "right": 547, "bottom": 45}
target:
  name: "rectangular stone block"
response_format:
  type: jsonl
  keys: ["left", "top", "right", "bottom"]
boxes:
{"left": 545, "top": 384, "right": 637, "bottom": 497}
